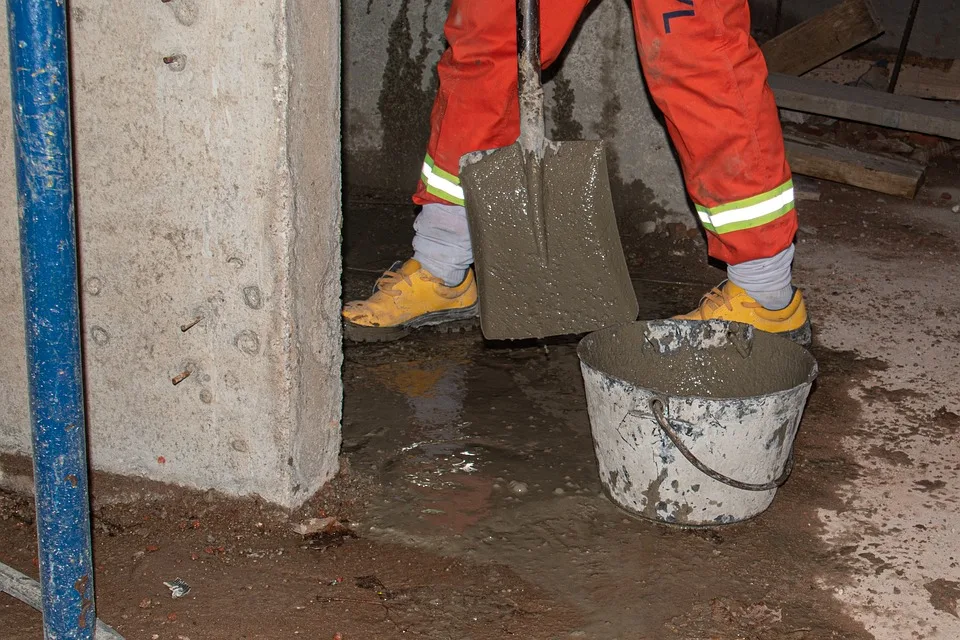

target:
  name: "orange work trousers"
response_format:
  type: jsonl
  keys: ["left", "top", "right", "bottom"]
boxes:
{"left": 413, "top": 0, "right": 797, "bottom": 266}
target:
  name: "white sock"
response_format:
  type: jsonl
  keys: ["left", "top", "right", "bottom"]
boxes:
{"left": 727, "top": 245, "right": 795, "bottom": 311}
{"left": 412, "top": 203, "right": 474, "bottom": 286}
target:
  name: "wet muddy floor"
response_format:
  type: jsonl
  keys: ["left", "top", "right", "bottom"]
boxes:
{"left": 3, "top": 159, "right": 960, "bottom": 638}
{"left": 337, "top": 282, "right": 874, "bottom": 638}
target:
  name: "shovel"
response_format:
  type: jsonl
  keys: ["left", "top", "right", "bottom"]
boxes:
{"left": 458, "top": 0, "right": 639, "bottom": 341}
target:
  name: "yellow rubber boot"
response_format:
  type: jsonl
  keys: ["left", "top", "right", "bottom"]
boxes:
{"left": 674, "top": 281, "right": 811, "bottom": 346}
{"left": 342, "top": 259, "right": 479, "bottom": 342}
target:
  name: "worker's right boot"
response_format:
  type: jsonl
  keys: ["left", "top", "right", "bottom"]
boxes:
{"left": 342, "top": 259, "right": 479, "bottom": 343}
{"left": 673, "top": 281, "right": 812, "bottom": 347}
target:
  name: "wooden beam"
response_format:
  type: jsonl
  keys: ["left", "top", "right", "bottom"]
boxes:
{"left": 784, "top": 134, "right": 926, "bottom": 198}
{"left": 769, "top": 73, "right": 960, "bottom": 139}
{"left": 761, "top": 0, "right": 883, "bottom": 76}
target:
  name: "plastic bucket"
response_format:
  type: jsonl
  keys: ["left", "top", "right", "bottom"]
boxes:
{"left": 577, "top": 320, "right": 818, "bottom": 526}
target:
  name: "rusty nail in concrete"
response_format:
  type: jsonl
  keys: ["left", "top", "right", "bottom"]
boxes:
{"left": 163, "top": 54, "right": 187, "bottom": 72}
{"left": 180, "top": 315, "right": 202, "bottom": 332}
{"left": 172, "top": 370, "right": 191, "bottom": 385}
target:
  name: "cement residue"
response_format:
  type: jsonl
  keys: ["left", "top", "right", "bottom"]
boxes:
{"left": 578, "top": 321, "right": 817, "bottom": 399}
{"left": 640, "top": 468, "right": 668, "bottom": 520}
{"left": 517, "top": 54, "right": 546, "bottom": 161}
{"left": 377, "top": 0, "right": 437, "bottom": 187}
{"left": 548, "top": 70, "right": 583, "bottom": 141}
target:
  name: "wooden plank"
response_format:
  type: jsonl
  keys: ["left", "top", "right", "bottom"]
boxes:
{"left": 784, "top": 134, "right": 926, "bottom": 198}
{"left": 808, "top": 57, "right": 960, "bottom": 102}
{"left": 804, "top": 57, "right": 960, "bottom": 101}
{"left": 761, "top": 0, "right": 883, "bottom": 76}
{"left": 769, "top": 73, "right": 960, "bottom": 139}
{"left": 896, "top": 60, "right": 960, "bottom": 102}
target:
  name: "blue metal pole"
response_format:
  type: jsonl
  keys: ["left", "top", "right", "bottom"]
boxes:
{"left": 5, "top": 1, "right": 96, "bottom": 638}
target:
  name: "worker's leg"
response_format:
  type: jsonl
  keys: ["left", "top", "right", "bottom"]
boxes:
{"left": 631, "top": 0, "right": 808, "bottom": 343}
{"left": 412, "top": 0, "right": 592, "bottom": 286}
{"left": 415, "top": 0, "right": 591, "bottom": 207}
{"left": 344, "top": 0, "right": 590, "bottom": 341}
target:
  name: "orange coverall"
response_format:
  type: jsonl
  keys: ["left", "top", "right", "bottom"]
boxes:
{"left": 413, "top": 0, "right": 796, "bottom": 266}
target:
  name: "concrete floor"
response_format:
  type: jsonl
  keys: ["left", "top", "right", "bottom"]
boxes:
{"left": 341, "top": 157, "right": 960, "bottom": 637}
{"left": 794, "top": 185, "right": 960, "bottom": 638}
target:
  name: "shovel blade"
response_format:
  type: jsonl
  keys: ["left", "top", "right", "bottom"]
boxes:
{"left": 460, "top": 140, "right": 639, "bottom": 340}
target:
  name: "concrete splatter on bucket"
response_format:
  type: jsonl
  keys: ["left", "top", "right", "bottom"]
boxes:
{"left": 577, "top": 320, "right": 818, "bottom": 526}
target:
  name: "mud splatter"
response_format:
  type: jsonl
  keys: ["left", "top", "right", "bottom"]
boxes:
{"left": 925, "top": 579, "right": 960, "bottom": 617}
{"left": 914, "top": 479, "right": 947, "bottom": 493}
{"left": 867, "top": 445, "right": 912, "bottom": 466}
{"left": 640, "top": 468, "right": 669, "bottom": 520}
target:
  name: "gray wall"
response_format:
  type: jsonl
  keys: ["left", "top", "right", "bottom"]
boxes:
{"left": 0, "top": 0, "right": 343, "bottom": 508}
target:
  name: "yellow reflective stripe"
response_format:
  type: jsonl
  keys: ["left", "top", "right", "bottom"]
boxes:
{"left": 424, "top": 182, "right": 465, "bottom": 206}
{"left": 695, "top": 179, "right": 793, "bottom": 216}
{"left": 695, "top": 180, "right": 795, "bottom": 234}
{"left": 421, "top": 155, "right": 465, "bottom": 205}
{"left": 697, "top": 210, "right": 716, "bottom": 233}
{"left": 701, "top": 202, "right": 794, "bottom": 234}
{"left": 425, "top": 155, "right": 461, "bottom": 185}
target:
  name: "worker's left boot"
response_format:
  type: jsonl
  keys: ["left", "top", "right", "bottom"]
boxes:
{"left": 342, "top": 259, "right": 479, "bottom": 343}
{"left": 674, "top": 281, "right": 811, "bottom": 347}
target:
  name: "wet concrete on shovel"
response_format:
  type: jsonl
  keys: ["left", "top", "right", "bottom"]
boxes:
{"left": 459, "top": 141, "right": 639, "bottom": 339}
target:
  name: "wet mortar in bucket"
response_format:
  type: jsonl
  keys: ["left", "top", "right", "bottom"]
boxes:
{"left": 577, "top": 320, "right": 818, "bottom": 527}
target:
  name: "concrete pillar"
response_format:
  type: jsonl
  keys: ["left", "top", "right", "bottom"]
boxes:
{"left": 0, "top": 0, "right": 343, "bottom": 508}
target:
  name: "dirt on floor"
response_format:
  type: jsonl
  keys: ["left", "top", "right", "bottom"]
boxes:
{"left": 0, "top": 466, "right": 579, "bottom": 639}
{"left": 3, "top": 147, "right": 960, "bottom": 639}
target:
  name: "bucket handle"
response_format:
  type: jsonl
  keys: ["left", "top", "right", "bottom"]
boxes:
{"left": 641, "top": 397, "right": 794, "bottom": 492}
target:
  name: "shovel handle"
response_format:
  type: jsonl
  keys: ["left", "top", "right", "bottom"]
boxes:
{"left": 517, "top": 0, "right": 545, "bottom": 154}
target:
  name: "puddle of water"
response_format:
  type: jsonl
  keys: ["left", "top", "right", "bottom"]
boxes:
{"left": 343, "top": 277, "right": 704, "bottom": 531}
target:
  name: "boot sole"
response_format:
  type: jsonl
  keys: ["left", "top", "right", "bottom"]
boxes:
{"left": 343, "top": 304, "right": 480, "bottom": 343}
